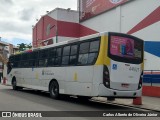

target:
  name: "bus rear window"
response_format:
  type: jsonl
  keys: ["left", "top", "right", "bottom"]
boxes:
{"left": 108, "top": 33, "right": 143, "bottom": 64}
{"left": 110, "top": 36, "right": 142, "bottom": 59}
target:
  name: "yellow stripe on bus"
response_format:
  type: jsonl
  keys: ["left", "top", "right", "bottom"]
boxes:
{"left": 95, "top": 36, "right": 110, "bottom": 66}
{"left": 74, "top": 72, "right": 77, "bottom": 81}
{"left": 141, "top": 60, "right": 144, "bottom": 70}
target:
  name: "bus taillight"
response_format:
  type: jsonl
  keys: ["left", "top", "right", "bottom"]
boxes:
{"left": 138, "top": 72, "right": 143, "bottom": 89}
{"left": 103, "top": 66, "right": 110, "bottom": 88}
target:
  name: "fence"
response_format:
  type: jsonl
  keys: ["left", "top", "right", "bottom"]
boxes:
{"left": 143, "top": 70, "right": 160, "bottom": 86}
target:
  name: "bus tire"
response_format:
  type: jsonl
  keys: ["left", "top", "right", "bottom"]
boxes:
{"left": 12, "top": 78, "right": 22, "bottom": 90}
{"left": 49, "top": 81, "right": 59, "bottom": 99}
{"left": 12, "top": 78, "right": 18, "bottom": 90}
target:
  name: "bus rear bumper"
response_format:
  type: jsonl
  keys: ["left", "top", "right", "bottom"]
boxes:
{"left": 98, "top": 84, "right": 142, "bottom": 98}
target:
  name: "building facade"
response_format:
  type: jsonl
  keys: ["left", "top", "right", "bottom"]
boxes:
{"left": 32, "top": 8, "right": 97, "bottom": 48}
{"left": 78, "top": 0, "right": 160, "bottom": 71}
{"left": 32, "top": 0, "right": 160, "bottom": 96}
{"left": 0, "top": 41, "right": 18, "bottom": 83}
{"left": 33, "top": 0, "right": 160, "bottom": 71}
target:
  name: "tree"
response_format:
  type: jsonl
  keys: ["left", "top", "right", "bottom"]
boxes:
{"left": 26, "top": 43, "right": 32, "bottom": 49}
{"left": 17, "top": 43, "right": 32, "bottom": 51}
{"left": 17, "top": 43, "right": 26, "bottom": 51}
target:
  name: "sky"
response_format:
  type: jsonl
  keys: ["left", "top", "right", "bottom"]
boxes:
{"left": 0, "top": 0, "right": 77, "bottom": 46}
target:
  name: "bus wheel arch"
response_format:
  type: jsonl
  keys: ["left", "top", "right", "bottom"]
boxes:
{"left": 49, "top": 79, "right": 60, "bottom": 99}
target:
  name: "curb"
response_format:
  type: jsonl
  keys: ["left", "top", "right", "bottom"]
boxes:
{"left": 92, "top": 97, "right": 160, "bottom": 112}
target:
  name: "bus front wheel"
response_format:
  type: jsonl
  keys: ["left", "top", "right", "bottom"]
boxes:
{"left": 49, "top": 81, "right": 59, "bottom": 99}
{"left": 12, "top": 78, "right": 22, "bottom": 90}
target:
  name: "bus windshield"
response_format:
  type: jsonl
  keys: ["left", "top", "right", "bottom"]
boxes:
{"left": 108, "top": 33, "right": 143, "bottom": 64}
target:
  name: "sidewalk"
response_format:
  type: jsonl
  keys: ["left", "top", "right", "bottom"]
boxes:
{"left": 95, "top": 96, "right": 160, "bottom": 112}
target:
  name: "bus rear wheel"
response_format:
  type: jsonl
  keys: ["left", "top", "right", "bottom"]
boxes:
{"left": 49, "top": 81, "right": 59, "bottom": 99}
{"left": 12, "top": 78, "right": 19, "bottom": 90}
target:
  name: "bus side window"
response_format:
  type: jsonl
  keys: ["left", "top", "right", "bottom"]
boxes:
{"left": 54, "top": 47, "right": 62, "bottom": 66}
{"left": 49, "top": 48, "right": 56, "bottom": 58}
{"left": 14, "top": 54, "right": 21, "bottom": 62}
{"left": 24, "top": 61, "right": 29, "bottom": 68}
{"left": 38, "top": 58, "right": 48, "bottom": 67}
{"left": 27, "top": 51, "right": 36, "bottom": 67}
{"left": 48, "top": 58, "right": 54, "bottom": 66}
{"left": 37, "top": 49, "right": 49, "bottom": 67}
{"left": 14, "top": 54, "right": 21, "bottom": 68}
{"left": 62, "top": 46, "right": 70, "bottom": 65}
{"left": 69, "top": 45, "right": 78, "bottom": 65}
{"left": 39, "top": 49, "right": 48, "bottom": 58}
{"left": 90, "top": 40, "right": 100, "bottom": 52}
{"left": 21, "top": 53, "right": 28, "bottom": 61}
{"left": 29, "top": 60, "right": 35, "bottom": 67}
{"left": 79, "top": 42, "right": 89, "bottom": 54}
{"left": 69, "top": 56, "right": 77, "bottom": 65}
{"left": 54, "top": 57, "right": 61, "bottom": 66}
{"left": 48, "top": 48, "right": 55, "bottom": 66}
{"left": 13, "top": 62, "right": 18, "bottom": 68}
{"left": 87, "top": 53, "right": 98, "bottom": 64}
{"left": 88, "top": 40, "right": 100, "bottom": 64}
{"left": 78, "top": 39, "right": 100, "bottom": 65}
{"left": 56, "top": 48, "right": 62, "bottom": 57}
{"left": 20, "top": 53, "right": 29, "bottom": 68}
{"left": 78, "top": 42, "right": 89, "bottom": 65}
{"left": 78, "top": 54, "right": 89, "bottom": 65}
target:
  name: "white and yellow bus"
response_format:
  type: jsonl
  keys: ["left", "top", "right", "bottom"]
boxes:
{"left": 7, "top": 32, "right": 144, "bottom": 100}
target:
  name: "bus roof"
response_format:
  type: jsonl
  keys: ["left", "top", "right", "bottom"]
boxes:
{"left": 33, "top": 32, "right": 108, "bottom": 51}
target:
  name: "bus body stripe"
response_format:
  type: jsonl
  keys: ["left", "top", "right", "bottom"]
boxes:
{"left": 95, "top": 36, "right": 105, "bottom": 65}
{"left": 104, "top": 36, "right": 110, "bottom": 66}
{"left": 95, "top": 36, "right": 110, "bottom": 66}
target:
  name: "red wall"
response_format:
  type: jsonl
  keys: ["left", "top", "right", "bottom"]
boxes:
{"left": 32, "top": 25, "right": 37, "bottom": 48}
{"left": 36, "top": 17, "right": 44, "bottom": 46}
{"left": 142, "top": 86, "right": 160, "bottom": 97}
{"left": 43, "top": 16, "right": 57, "bottom": 40}
{"left": 57, "top": 21, "right": 79, "bottom": 38}
{"left": 33, "top": 16, "right": 57, "bottom": 47}
{"left": 32, "top": 15, "right": 98, "bottom": 47}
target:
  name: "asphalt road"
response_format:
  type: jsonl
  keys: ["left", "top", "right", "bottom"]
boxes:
{"left": 0, "top": 84, "right": 159, "bottom": 120}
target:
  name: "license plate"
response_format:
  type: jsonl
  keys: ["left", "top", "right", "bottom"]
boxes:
{"left": 121, "top": 83, "right": 129, "bottom": 88}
